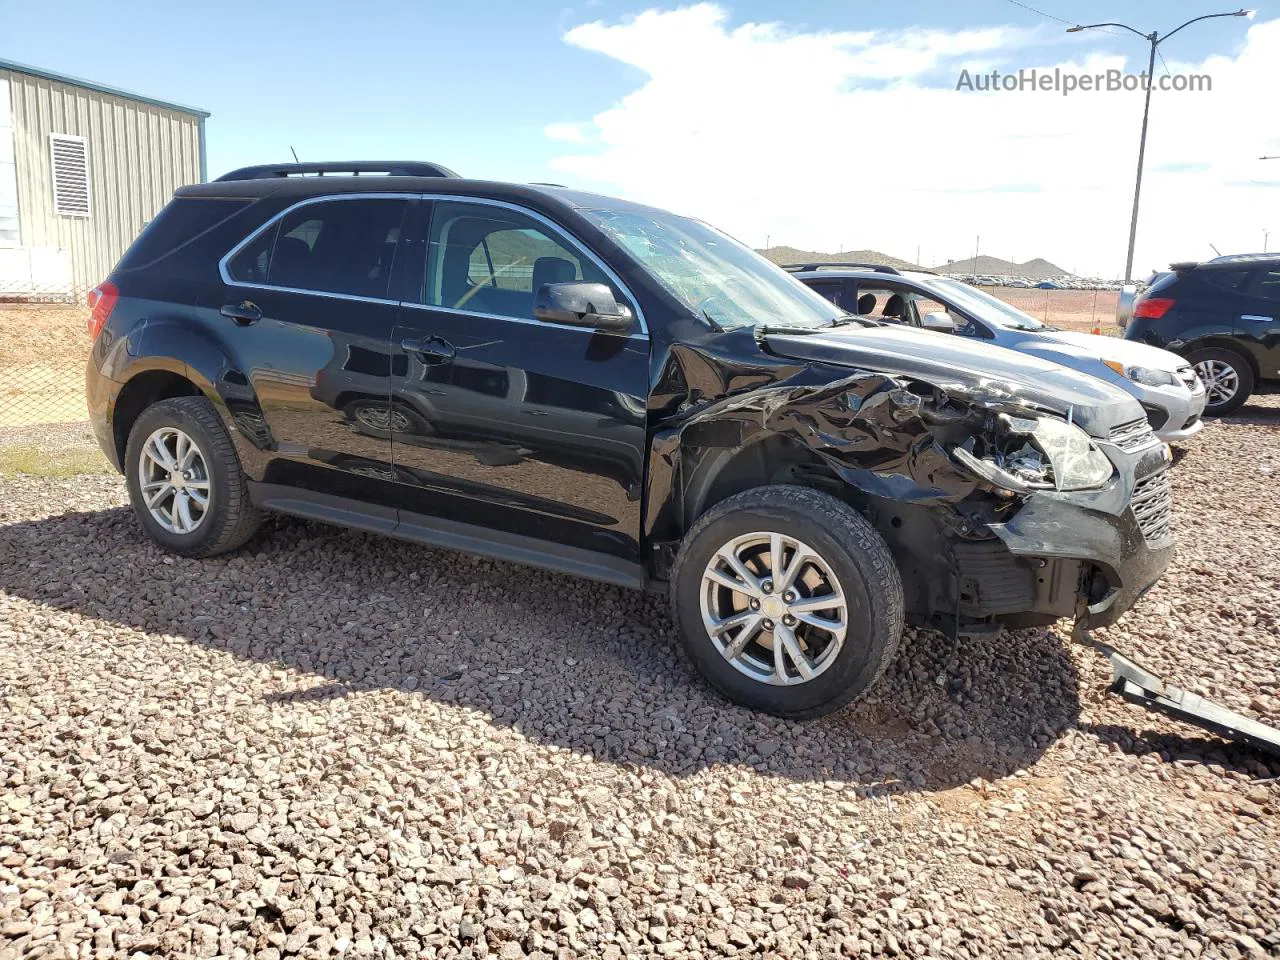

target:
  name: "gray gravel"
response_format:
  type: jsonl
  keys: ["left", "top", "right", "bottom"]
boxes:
{"left": 2, "top": 398, "right": 1279, "bottom": 959}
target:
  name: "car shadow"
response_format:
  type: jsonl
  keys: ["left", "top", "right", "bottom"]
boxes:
{"left": 0, "top": 505, "right": 1262, "bottom": 794}
{"left": 1219, "top": 398, "right": 1280, "bottom": 426}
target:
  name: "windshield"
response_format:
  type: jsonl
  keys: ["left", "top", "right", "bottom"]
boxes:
{"left": 578, "top": 206, "right": 858, "bottom": 330}
{"left": 927, "top": 277, "right": 1047, "bottom": 331}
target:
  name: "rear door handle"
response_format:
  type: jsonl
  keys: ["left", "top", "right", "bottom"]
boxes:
{"left": 1241, "top": 314, "right": 1274, "bottom": 322}
{"left": 220, "top": 301, "right": 262, "bottom": 325}
{"left": 400, "top": 335, "right": 456, "bottom": 364}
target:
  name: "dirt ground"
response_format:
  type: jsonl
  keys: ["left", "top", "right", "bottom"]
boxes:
{"left": 0, "top": 399, "right": 1277, "bottom": 959}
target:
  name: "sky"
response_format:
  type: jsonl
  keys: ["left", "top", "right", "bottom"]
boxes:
{"left": 3, "top": 0, "right": 1278, "bottom": 277}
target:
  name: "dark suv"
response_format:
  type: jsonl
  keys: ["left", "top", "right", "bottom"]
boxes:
{"left": 86, "top": 161, "right": 1174, "bottom": 719}
{"left": 1122, "top": 253, "right": 1280, "bottom": 414}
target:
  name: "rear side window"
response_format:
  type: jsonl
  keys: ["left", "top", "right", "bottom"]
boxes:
{"left": 118, "top": 198, "right": 249, "bottom": 271}
{"left": 227, "top": 198, "right": 409, "bottom": 299}
{"left": 1246, "top": 268, "right": 1280, "bottom": 302}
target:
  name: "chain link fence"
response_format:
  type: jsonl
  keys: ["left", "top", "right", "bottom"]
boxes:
{"left": 0, "top": 283, "right": 106, "bottom": 475}
{"left": 0, "top": 278, "right": 1125, "bottom": 477}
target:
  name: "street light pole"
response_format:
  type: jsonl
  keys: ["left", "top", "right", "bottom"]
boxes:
{"left": 1067, "top": 10, "right": 1253, "bottom": 282}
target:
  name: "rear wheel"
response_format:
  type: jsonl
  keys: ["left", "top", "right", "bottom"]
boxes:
{"left": 1189, "top": 347, "right": 1253, "bottom": 415}
{"left": 124, "top": 396, "right": 261, "bottom": 557}
{"left": 670, "top": 485, "right": 904, "bottom": 719}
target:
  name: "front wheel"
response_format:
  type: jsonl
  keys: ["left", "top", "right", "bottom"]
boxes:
{"left": 1188, "top": 347, "right": 1253, "bottom": 415}
{"left": 670, "top": 485, "right": 904, "bottom": 719}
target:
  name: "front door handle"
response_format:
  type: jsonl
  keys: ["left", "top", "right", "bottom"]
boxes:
{"left": 1241, "top": 314, "right": 1274, "bottom": 322}
{"left": 400, "top": 335, "right": 456, "bottom": 364}
{"left": 220, "top": 301, "right": 262, "bottom": 325}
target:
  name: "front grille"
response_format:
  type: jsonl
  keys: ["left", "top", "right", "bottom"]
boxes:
{"left": 1109, "top": 418, "right": 1160, "bottom": 452}
{"left": 1130, "top": 468, "right": 1173, "bottom": 543}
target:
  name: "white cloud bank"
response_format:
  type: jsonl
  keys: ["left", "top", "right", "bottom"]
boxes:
{"left": 546, "top": 4, "right": 1280, "bottom": 276}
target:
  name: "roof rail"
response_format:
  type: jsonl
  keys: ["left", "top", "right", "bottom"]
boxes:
{"left": 1207, "top": 252, "right": 1280, "bottom": 264}
{"left": 781, "top": 262, "right": 903, "bottom": 275}
{"left": 215, "top": 161, "right": 460, "bottom": 182}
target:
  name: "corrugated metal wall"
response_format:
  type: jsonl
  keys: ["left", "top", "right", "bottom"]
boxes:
{"left": 2, "top": 68, "right": 202, "bottom": 289}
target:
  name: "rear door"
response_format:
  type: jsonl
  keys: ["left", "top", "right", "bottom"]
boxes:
{"left": 220, "top": 195, "right": 412, "bottom": 504}
{"left": 1236, "top": 266, "right": 1280, "bottom": 380}
{"left": 385, "top": 198, "right": 651, "bottom": 570}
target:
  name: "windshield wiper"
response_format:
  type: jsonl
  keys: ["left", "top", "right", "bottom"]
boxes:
{"left": 755, "top": 324, "right": 827, "bottom": 336}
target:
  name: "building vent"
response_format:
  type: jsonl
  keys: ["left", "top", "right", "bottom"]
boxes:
{"left": 50, "top": 134, "right": 91, "bottom": 218}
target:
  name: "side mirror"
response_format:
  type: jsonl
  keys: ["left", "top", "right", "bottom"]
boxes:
{"left": 1116, "top": 283, "right": 1136, "bottom": 329}
{"left": 534, "top": 282, "right": 633, "bottom": 334}
{"left": 921, "top": 311, "right": 956, "bottom": 333}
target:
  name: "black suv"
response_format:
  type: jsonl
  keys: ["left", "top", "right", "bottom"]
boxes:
{"left": 86, "top": 161, "right": 1174, "bottom": 719}
{"left": 1123, "top": 253, "right": 1280, "bottom": 414}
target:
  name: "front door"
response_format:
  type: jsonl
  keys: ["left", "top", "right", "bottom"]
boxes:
{"left": 385, "top": 199, "right": 650, "bottom": 566}
{"left": 220, "top": 195, "right": 412, "bottom": 504}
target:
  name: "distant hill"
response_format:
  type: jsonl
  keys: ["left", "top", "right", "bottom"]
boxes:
{"left": 932, "top": 255, "right": 1072, "bottom": 279}
{"left": 759, "top": 246, "right": 926, "bottom": 272}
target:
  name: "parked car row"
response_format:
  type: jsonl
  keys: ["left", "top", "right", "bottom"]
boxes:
{"left": 87, "top": 163, "right": 1182, "bottom": 719}
{"left": 787, "top": 262, "right": 1206, "bottom": 443}
{"left": 943, "top": 274, "right": 1127, "bottom": 291}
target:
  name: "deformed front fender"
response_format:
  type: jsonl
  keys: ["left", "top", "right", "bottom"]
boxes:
{"left": 644, "top": 356, "right": 1019, "bottom": 546}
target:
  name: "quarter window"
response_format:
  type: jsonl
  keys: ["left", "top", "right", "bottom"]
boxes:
{"left": 421, "top": 201, "right": 628, "bottom": 322}
{"left": 1203, "top": 269, "right": 1250, "bottom": 293}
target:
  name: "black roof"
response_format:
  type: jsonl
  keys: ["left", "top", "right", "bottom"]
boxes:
{"left": 181, "top": 162, "right": 679, "bottom": 220}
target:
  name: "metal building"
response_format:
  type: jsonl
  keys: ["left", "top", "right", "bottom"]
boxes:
{"left": 0, "top": 59, "right": 207, "bottom": 295}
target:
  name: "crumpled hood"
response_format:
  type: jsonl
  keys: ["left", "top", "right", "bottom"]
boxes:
{"left": 1021, "top": 329, "right": 1190, "bottom": 372}
{"left": 765, "top": 325, "right": 1145, "bottom": 437}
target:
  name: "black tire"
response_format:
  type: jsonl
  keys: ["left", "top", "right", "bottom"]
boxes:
{"left": 124, "top": 396, "right": 262, "bottom": 558}
{"left": 1188, "top": 346, "right": 1254, "bottom": 416}
{"left": 670, "top": 485, "right": 904, "bottom": 719}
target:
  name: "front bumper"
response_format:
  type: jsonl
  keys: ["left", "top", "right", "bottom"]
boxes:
{"left": 987, "top": 492, "right": 1172, "bottom": 628}
{"left": 1123, "top": 378, "right": 1206, "bottom": 444}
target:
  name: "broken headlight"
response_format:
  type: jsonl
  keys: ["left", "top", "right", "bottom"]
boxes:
{"left": 953, "top": 414, "right": 1114, "bottom": 493}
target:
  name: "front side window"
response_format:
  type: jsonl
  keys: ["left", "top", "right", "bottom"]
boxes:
{"left": 227, "top": 197, "right": 408, "bottom": 299}
{"left": 927, "top": 276, "right": 1046, "bottom": 331}
{"left": 421, "top": 201, "right": 625, "bottom": 322}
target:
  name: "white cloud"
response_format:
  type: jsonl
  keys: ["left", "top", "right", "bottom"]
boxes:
{"left": 549, "top": 4, "right": 1280, "bottom": 277}
{"left": 544, "top": 121, "right": 592, "bottom": 145}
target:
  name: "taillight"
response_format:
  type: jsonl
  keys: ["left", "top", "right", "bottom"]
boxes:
{"left": 1134, "top": 297, "right": 1174, "bottom": 320}
{"left": 87, "top": 281, "right": 119, "bottom": 340}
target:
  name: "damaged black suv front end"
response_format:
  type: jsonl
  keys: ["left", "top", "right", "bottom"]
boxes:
{"left": 711, "top": 325, "right": 1175, "bottom": 640}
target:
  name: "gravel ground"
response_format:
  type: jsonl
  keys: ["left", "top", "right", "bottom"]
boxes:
{"left": 2, "top": 399, "right": 1278, "bottom": 959}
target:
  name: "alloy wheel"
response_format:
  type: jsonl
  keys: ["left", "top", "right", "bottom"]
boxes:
{"left": 1194, "top": 359, "right": 1240, "bottom": 408}
{"left": 699, "top": 532, "right": 848, "bottom": 686}
{"left": 138, "top": 427, "right": 211, "bottom": 535}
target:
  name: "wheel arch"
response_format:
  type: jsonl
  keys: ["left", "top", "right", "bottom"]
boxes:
{"left": 680, "top": 427, "right": 857, "bottom": 533}
{"left": 1184, "top": 336, "right": 1261, "bottom": 380}
{"left": 110, "top": 367, "right": 202, "bottom": 467}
